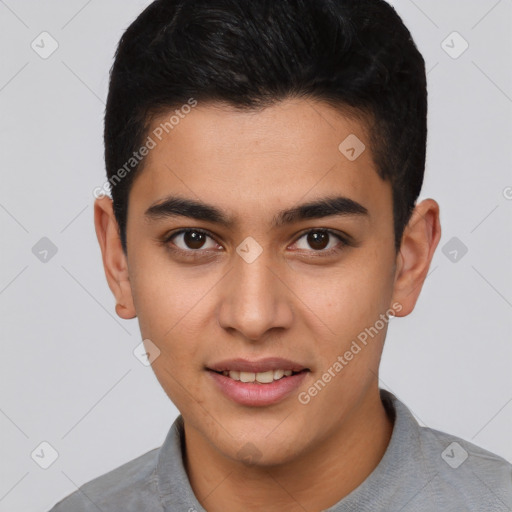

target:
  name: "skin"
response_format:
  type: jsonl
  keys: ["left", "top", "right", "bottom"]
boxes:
{"left": 94, "top": 98, "right": 441, "bottom": 512}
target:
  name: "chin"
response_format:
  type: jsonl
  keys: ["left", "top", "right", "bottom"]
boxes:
{"left": 217, "top": 423, "right": 309, "bottom": 468}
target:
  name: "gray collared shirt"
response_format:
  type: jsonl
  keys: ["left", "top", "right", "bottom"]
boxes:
{"left": 48, "top": 390, "right": 512, "bottom": 511}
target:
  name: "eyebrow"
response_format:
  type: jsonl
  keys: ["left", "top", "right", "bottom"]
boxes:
{"left": 144, "top": 195, "right": 369, "bottom": 228}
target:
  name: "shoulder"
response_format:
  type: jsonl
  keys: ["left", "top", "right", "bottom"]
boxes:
{"left": 382, "top": 390, "right": 512, "bottom": 510}
{"left": 417, "top": 420, "right": 512, "bottom": 509}
{"left": 48, "top": 447, "right": 163, "bottom": 512}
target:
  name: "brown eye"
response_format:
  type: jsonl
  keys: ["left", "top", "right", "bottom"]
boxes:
{"left": 183, "top": 230, "right": 207, "bottom": 249}
{"left": 293, "top": 229, "right": 347, "bottom": 253}
{"left": 167, "top": 229, "right": 219, "bottom": 251}
{"left": 306, "top": 230, "right": 330, "bottom": 250}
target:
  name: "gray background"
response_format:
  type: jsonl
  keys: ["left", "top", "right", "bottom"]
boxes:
{"left": 0, "top": 1, "right": 511, "bottom": 511}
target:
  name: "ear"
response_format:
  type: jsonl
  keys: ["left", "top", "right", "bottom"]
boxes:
{"left": 391, "top": 198, "right": 441, "bottom": 316}
{"left": 93, "top": 196, "right": 136, "bottom": 319}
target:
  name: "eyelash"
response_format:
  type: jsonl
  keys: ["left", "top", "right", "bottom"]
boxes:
{"left": 161, "top": 228, "right": 351, "bottom": 259}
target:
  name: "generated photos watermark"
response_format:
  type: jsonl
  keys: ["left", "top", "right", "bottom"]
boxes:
{"left": 298, "top": 302, "right": 403, "bottom": 405}
{"left": 93, "top": 98, "right": 198, "bottom": 199}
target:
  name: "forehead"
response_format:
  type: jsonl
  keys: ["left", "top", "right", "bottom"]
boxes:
{"left": 129, "top": 98, "right": 390, "bottom": 226}
{"left": 146, "top": 98, "right": 372, "bottom": 164}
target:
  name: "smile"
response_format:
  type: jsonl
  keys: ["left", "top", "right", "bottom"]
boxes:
{"left": 206, "top": 358, "right": 310, "bottom": 406}
{"left": 214, "top": 369, "right": 300, "bottom": 384}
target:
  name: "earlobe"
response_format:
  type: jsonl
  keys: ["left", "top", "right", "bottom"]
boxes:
{"left": 94, "top": 196, "right": 137, "bottom": 320}
{"left": 391, "top": 199, "right": 441, "bottom": 317}
{"left": 115, "top": 302, "right": 136, "bottom": 319}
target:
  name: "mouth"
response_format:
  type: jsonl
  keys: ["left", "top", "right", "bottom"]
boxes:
{"left": 209, "top": 368, "right": 307, "bottom": 384}
{"left": 206, "top": 358, "right": 310, "bottom": 406}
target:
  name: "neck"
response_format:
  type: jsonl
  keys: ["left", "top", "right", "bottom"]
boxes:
{"left": 183, "top": 387, "right": 393, "bottom": 512}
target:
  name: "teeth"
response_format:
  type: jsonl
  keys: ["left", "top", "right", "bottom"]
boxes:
{"left": 256, "top": 370, "right": 274, "bottom": 383}
{"left": 239, "top": 371, "right": 255, "bottom": 383}
{"left": 273, "top": 369, "right": 284, "bottom": 379}
{"left": 224, "top": 369, "right": 298, "bottom": 383}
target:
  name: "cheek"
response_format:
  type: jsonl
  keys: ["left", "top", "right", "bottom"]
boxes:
{"left": 127, "top": 257, "right": 205, "bottom": 407}
{"left": 293, "top": 256, "right": 394, "bottom": 343}
{"left": 127, "top": 244, "right": 223, "bottom": 372}
{"left": 293, "top": 263, "right": 393, "bottom": 432}
{"left": 128, "top": 245, "right": 211, "bottom": 341}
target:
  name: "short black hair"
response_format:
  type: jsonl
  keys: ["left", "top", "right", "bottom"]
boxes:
{"left": 104, "top": 0, "right": 427, "bottom": 254}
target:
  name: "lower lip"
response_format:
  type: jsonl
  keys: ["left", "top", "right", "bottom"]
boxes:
{"left": 208, "top": 370, "right": 309, "bottom": 407}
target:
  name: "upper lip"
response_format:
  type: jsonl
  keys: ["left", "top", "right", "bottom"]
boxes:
{"left": 207, "top": 357, "right": 309, "bottom": 373}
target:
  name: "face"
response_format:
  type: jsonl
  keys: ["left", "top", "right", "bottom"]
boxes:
{"left": 99, "top": 98, "right": 422, "bottom": 466}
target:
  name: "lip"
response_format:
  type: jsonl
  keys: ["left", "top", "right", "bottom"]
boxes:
{"left": 207, "top": 370, "right": 309, "bottom": 407}
{"left": 207, "top": 357, "right": 308, "bottom": 373}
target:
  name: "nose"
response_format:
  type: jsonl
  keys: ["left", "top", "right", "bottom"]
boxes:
{"left": 217, "top": 246, "right": 294, "bottom": 342}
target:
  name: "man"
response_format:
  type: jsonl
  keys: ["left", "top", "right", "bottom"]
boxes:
{"left": 50, "top": 0, "right": 512, "bottom": 510}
